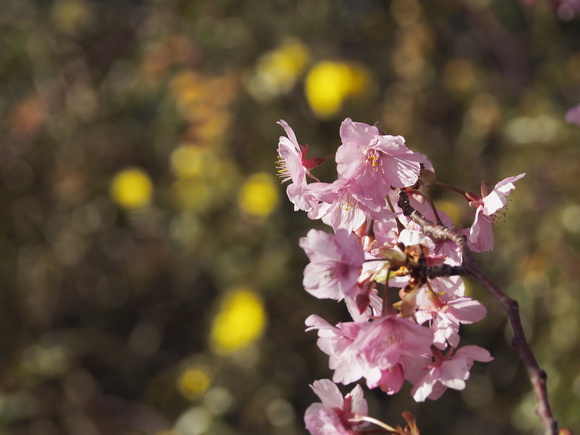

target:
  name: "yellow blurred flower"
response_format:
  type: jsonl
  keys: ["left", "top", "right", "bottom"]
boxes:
{"left": 210, "top": 288, "right": 266, "bottom": 355}
{"left": 305, "top": 61, "right": 371, "bottom": 119}
{"left": 247, "top": 39, "right": 310, "bottom": 100}
{"left": 110, "top": 167, "right": 153, "bottom": 209}
{"left": 238, "top": 173, "right": 279, "bottom": 217}
{"left": 169, "top": 145, "right": 208, "bottom": 178}
{"left": 177, "top": 365, "right": 212, "bottom": 400}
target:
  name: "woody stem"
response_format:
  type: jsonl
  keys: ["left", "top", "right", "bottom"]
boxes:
{"left": 397, "top": 189, "right": 559, "bottom": 435}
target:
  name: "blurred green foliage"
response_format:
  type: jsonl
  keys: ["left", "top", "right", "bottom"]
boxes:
{"left": 0, "top": 0, "right": 579, "bottom": 434}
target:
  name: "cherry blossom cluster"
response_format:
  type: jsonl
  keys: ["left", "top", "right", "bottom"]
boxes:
{"left": 277, "top": 118, "right": 525, "bottom": 434}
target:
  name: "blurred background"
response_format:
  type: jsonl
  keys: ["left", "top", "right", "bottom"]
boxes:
{"left": 1, "top": 0, "right": 579, "bottom": 434}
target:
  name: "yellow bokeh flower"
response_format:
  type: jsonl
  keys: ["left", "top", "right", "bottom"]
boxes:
{"left": 247, "top": 39, "right": 310, "bottom": 100}
{"left": 238, "top": 173, "right": 279, "bottom": 217}
{"left": 172, "top": 178, "right": 211, "bottom": 210}
{"left": 170, "top": 146, "right": 208, "bottom": 179}
{"left": 177, "top": 364, "right": 212, "bottom": 400}
{"left": 210, "top": 288, "right": 266, "bottom": 355}
{"left": 305, "top": 61, "right": 371, "bottom": 119}
{"left": 110, "top": 167, "right": 153, "bottom": 209}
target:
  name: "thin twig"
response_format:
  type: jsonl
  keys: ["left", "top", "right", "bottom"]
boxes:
{"left": 397, "top": 189, "right": 559, "bottom": 435}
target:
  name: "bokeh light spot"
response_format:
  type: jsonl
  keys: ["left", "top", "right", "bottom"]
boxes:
{"left": 504, "top": 115, "right": 563, "bottom": 145}
{"left": 22, "top": 344, "right": 71, "bottom": 377}
{"left": 203, "top": 387, "right": 234, "bottom": 415}
{"left": 238, "top": 172, "right": 279, "bottom": 217}
{"left": 561, "top": 204, "right": 580, "bottom": 233}
{"left": 174, "top": 407, "right": 213, "bottom": 435}
{"left": 210, "top": 288, "right": 266, "bottom": 355}
{"left": 247, "top": 39, "right": 310, "bottom": 100}
{"left": 305, "top": 61, "right": 371, "bottom": 119}
{"left": 178, "top": 365, "right": 212, "bottom": 400}
{"left": 110, "top": 167, "right": 153, "bottom": 209}
{"left": 266, "top": 398, "right": 295, "bottom": 427}
{"left": 170, "top": 146, "right": 206, "bottom": 179}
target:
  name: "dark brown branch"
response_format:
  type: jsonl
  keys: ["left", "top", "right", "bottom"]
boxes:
{"left": 425, "top": 264, "right": 465, "bottom": 280}
{"left": 397, "top": 190, "right": 559, "bottom": 435}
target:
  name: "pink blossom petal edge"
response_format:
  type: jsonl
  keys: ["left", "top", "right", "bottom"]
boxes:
{"left": 565, "top": 104, "right": 580, "bottom": 126}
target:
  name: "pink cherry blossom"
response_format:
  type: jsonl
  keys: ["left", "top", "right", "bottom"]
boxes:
{"left": 373, "top": 364, "right": 405, "bottom": 395}
{"left": 415, "top": 292, "right": 487, "bottom": 349}
{"left": 336, "top": 119, "right": 425, "bottom": 210}
{"left": 277, "top": 118, "right": 507, "bottom": 422}
{"left": 277, "top": 119, "right": 331, "bottom": 184}
{"left": 565, "top": 104, "right": 580, "bottom": 125}
{"left": 466, "top": 173, "right": 525, "bottom": 252}
{"left": 305, "top": 180, "right": 369, "bottom": 233}
{"left": 429, "top": 276, "right": 466, "bottom": 300}
{"left": 354, "top": 315, "right": 434, "bottom": 392}
{"left": 306, "top": 179, "right": 399, "bottom": 233}
{"left": 299, "top": 228, "right": 382, "bottom": 322}
{"left": 300, "top": 229, "right": 365, "bottom": 301}
{"left": 276, "top": 120, "right": 309, "bottom": 186}
{"left": 307, "top": 314, "right": 434, "bottom": 392}
{"left": 284, "top": 182, "right": 322, "bottom": 215}
{"left": 411, "top": 345, "right": 493, "bottom": 402}
{"left": 277, "top": 120, "right": 331, "bottom": 214}
{"left": 305, "top": 315, "right": 366, "bottom": 385}
{"left": 305, "top": 379, "right": 368, "bottom": 435}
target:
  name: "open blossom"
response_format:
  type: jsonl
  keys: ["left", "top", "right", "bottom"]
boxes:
{"left": 300, "top": 229, "right": 365, "bottom": 301}
{"left": 279, "top": 118, "right": 505, "bottom": 418}
{"left": 305, "top": 379, "right": 368, "bottom": 435}
{"left": 354, "top": 315, "right": 434, "bottom": 392}
{"left": 276, "top": 120, "right": 309, "bottom": 186}
{"left": 306, "top": 315, "right": 367, "bottom": 385}
{"left": 306, "top": 314, "right": 434, "bottom": 394}
{"left": 277, "top": 120, "right": 331, "bottom": 213}
{"left": 411, "top": 345, "right": 493, "bottom": 402}
{"left": 305, "top": 180, "right": 369, "bottom": 233}
{"left": 336, "top": 118, "right": 426, "bottom": 210}
{"left": 465, "top": 173, "right": 525, "bottom": 252}
{"left": 277, "top": 119, "right": 331, "bottom": 185}
{"left": 301, "top": 229, "right": 382, "bottom": 322}
{"left": 415, "top": 292, "right": 487, "bottom": 349}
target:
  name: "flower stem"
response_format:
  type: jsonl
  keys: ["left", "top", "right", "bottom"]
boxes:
{"left": 396, "top": 189, "right": 560, "bottom": 435}
{"left": 353, "top": 414, "right": 398, "bottom": 432}
{"left": 432, "top": 180, "right": 469, "bottom": 197}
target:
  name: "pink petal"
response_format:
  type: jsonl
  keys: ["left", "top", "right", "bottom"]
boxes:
{"left": 277, "top": 119, "right": 299, "bottom": 146}
{"left": 310, "top": 379, "right": 344, "bottom": 409}
{"left": 456, "top": 345, "right": 494, "bottom": 362}
{"left": 447, "top": 298, "right": 487, "bottom": 324}
{"left": 339, "top": 118, "right": 379, "bottom": 147}
{"left": 411, "top": 372, "right": 437, "bottom": 402}
{"left": 347, "top": 384, "right": 368, "bottom": 415}
{"left": 482, "top": 173, "right": 525, "bottom": 215}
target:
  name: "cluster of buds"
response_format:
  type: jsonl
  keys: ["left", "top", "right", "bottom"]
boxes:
{"left": 276, "top": 118, "right": 531, "bottom": 434}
